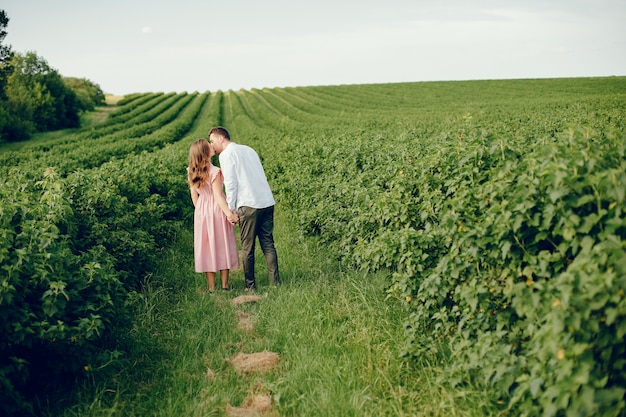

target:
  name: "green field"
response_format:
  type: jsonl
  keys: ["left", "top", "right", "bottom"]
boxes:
{"left": 1, "top": 77, "right": 625, "bottom": 416}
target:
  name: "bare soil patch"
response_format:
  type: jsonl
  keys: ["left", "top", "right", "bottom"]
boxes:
{"left": 226, "top": 393, "right": 277, "bottom": 417}
{"left": 231, "top": 294, "right": 267, "bottom": 306}
{"left": 237, "top": 311, "right": 254, "bottom": 332}
{"left": 227, "top": 350, "right": 280, "bottom": 374}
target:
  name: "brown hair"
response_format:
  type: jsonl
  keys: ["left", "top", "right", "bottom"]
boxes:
{"left": 187, "top": 139, "right": 212, "bottom": 188}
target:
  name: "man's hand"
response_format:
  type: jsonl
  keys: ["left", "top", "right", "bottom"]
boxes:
{"left": 227, "top": 210, "right": 239, "bottom": 225}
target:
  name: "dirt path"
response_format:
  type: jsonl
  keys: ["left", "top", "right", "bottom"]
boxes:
{"left": 85, "top": 94, "right": 124, "bottom": 126}
{"left": 206, "top": 294, "right": 281, "bottom": 416}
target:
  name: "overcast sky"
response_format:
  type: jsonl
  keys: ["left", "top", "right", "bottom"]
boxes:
{"left": 2, "top": 0, "right": 625, "bottom": 95}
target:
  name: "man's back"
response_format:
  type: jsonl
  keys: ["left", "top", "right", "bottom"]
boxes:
{"left": 219, "top": 142, "right": 275, "bottom": 210}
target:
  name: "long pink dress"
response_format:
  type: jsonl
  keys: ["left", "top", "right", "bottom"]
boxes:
{"left": 193, "top": 165, "right": 239, "bottom": 272}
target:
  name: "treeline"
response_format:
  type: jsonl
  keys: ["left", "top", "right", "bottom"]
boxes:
{"left": 0, "top": 10, "right": 105, "bottom": 142}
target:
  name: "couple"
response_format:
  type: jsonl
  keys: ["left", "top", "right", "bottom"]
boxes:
{"left": 187, "top": 126, "right": 279, "bottom": 292}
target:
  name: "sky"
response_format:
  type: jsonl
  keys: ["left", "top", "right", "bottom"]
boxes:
{"left": 2, "top": 0, "right": 625, "bottom": 95}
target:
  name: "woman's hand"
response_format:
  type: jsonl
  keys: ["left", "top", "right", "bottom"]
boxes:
{"left": 227, "top": 210, "right": 239, "bottom": 225}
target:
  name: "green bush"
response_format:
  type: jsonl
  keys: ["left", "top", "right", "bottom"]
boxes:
{"left": 394, "top": 128, "right": 626, "bottom": 416}
{"left": 232, "top": 80, "right": 626, "bottom": 416}
{"left": 279, "top": 124, "right": 625, "bottom": 415}
{"left": 0, "top": 168, "right": 125, "bottom": 414}
{"left": 0, "top": 158, "right": 190, "bottom": 414}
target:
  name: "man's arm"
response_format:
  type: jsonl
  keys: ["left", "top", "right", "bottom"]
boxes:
{"left": 219, "top": 152, "right": 238, "bottom": 210}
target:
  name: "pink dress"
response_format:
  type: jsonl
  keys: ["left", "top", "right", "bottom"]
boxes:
{"left": 193, "top": 165, "right": 239, "bottom": 272}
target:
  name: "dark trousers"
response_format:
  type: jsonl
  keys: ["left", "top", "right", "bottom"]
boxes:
{"left": 237, "top": 205, "right": 280, "bottom": 289}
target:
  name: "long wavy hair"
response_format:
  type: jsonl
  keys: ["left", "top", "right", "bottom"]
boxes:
{"left": 187, "top": 139, "right": 212, "bottom": 188}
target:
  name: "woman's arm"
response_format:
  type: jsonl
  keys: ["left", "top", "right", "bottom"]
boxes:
{"left": 212, "top": 170, "right": 237, "bottom": 222}
{"left": 189, "top": 186, "right": 198, "bottom": 207}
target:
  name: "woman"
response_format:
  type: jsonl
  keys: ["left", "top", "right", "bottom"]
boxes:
{"left": 187, "top": 139, "right": 239, "bottom": 292}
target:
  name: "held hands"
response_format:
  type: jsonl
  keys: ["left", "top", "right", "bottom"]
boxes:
{"left": 227, "top": 210, "right": 239, "bottom": 225}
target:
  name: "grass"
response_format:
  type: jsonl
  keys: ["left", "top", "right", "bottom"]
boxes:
{"left": 40, "top": 208, "right": 501, "bottom": 416}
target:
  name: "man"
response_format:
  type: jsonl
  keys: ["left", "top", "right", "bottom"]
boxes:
{"left": 208, "top": 126, "right": 280, "bottom": 290}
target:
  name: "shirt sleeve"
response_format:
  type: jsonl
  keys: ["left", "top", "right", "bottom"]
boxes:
{"left": 219, "top": 151, "right": 238, "bottom": 210}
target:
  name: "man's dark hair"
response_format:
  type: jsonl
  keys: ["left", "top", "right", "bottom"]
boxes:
{"left": 209, "top": 126, "right": 230, "bottom": 140}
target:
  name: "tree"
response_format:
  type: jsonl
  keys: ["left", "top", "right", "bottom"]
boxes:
{"left": 64, "top": 77, "right": 105, "bottom": 111}
{"left": 0, "top": 9, "right": 19, "bottom": 142}
{"left": 0, "top": 9, "right": 12, "bottom": 96}
{"left": 0, "top": 10, "right": 102, "bottom": 142}
{"left": 5, "top": 52, "right": 80, "bottom": 134}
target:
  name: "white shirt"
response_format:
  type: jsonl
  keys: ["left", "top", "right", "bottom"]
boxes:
{"left": 219, "top": 142, "right": 275, "bottom": 210}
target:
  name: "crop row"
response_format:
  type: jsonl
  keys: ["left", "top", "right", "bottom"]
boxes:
{"left": 0, "top": 93, "right": 207, "bottom": 176}
{"left": 0, "top": 91, "right": 219, "bottom": 414}
{"left": 217, "top": 78, "right": 626, "bottom": 417}
{"left": 1, "top": 77, "right": 625, "bottom": 416}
